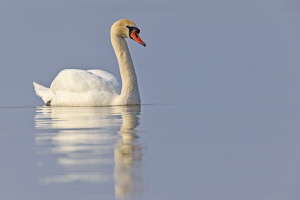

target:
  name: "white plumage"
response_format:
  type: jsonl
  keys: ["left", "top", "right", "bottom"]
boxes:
{"left": 33, "top": 19, "right": 146, "bottom": 106}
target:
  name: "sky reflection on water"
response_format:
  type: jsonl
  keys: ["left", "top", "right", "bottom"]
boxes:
{"left": 0, "top": 103, "right": 300, "bottom": 199}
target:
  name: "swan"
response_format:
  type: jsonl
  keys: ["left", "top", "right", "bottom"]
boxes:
{"left": 33, "top": 19, "right": 146, "bottom": 106}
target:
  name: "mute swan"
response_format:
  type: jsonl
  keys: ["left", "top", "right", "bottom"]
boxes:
{"left": 33, "top": 19, "right": 146, "bottom": 106}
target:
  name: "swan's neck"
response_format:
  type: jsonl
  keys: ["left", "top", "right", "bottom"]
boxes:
{"left": 111, "top": 35, "right": 140, "bottom": 105}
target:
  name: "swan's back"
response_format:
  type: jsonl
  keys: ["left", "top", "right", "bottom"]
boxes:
{"left": 51, "top": 69, "right": 120, "bottom": 94}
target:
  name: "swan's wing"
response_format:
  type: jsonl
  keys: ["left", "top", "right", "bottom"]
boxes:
{"left": 87, "top": 69, "right": 118, "bottom": 84}
{"left": 88, "top": 69, "right": 121, "bottom": 93}
{"left": 50, "top": 69, "right": 121, "bottom": 95}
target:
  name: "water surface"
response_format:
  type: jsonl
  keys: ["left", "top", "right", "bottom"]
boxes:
{"left": 1, "top": 103, "right": 300, "bottom": 200}
{"left": 1, "top": 105, "right": 144, "bottom": 200}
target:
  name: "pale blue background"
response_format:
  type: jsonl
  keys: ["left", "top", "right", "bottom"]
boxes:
{"left": 1, "top": 1, "right": 300, "bottom": 200}
{"left": 1, "top": 0, "right": 299, "bottom": 106}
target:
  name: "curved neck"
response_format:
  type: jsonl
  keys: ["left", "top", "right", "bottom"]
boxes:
{"left": 111, "top": 34, "right": 140, "bottom": 104}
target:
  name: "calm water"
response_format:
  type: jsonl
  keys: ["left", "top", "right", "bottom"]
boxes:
{"left": 1, "top": 0, "right": 300, "bottom": 199}
{"left": 1, "top": 102, "right": 300, "bottom": 200}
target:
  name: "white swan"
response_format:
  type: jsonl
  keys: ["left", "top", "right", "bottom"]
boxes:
{"left": 33, "top": 19, "right": 146, "bottom": 106}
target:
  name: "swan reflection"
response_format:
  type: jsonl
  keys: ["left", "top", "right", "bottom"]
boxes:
{"left": 35, "top": 105, "right": 143, "bottom": 199}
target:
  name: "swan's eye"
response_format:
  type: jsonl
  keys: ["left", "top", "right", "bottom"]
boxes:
{"left": 126, "top": 26, "right": 133, "bottom": 33}
{"left": 126, "top": 26, "right": 140, "bottom": 34}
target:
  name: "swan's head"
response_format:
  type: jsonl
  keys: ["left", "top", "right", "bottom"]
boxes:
{"left": 111, "top": 19, "right": 146, "bottom": 47}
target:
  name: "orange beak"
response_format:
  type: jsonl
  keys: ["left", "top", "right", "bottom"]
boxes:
{"left": 130, "top": 30, "right": 146, "bottom": 47}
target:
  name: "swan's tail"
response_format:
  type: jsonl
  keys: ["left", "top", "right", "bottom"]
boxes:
{"left": 33, "top": 82, "right": 53, "bottom": 105}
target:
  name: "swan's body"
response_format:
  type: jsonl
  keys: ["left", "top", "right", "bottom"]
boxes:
{"left": 33, "top": 19, "right": 145, "bottom": 106}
